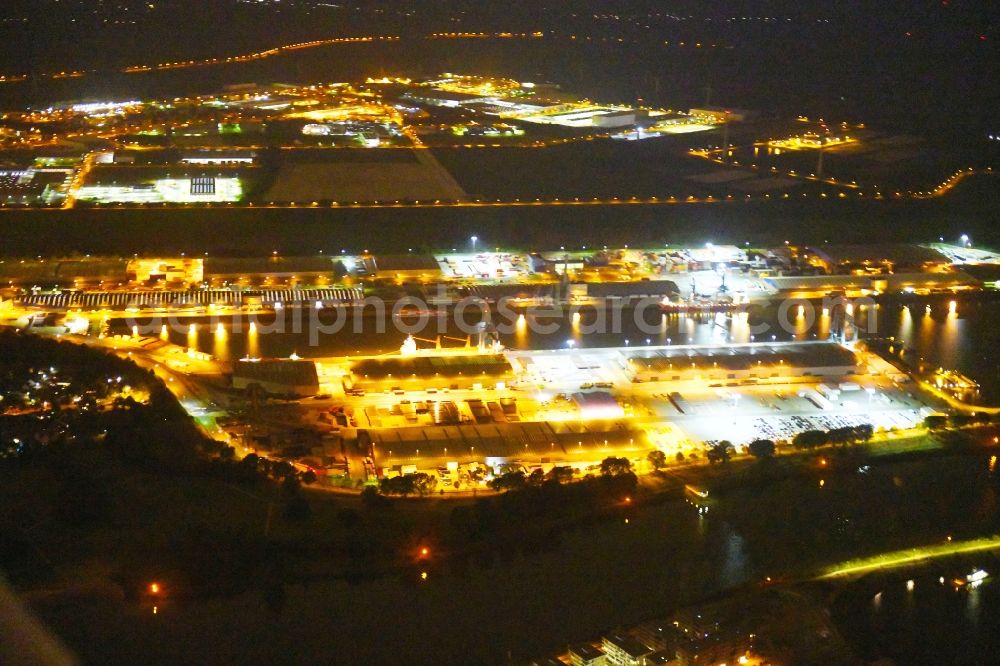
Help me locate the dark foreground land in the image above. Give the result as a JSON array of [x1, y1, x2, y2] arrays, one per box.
[[6, 331, 1000, 663]]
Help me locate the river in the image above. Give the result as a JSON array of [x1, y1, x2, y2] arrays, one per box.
[[111, 294, 1000, 404]]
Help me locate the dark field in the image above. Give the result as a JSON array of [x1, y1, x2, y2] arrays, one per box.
[[0, 177, 996, 258]]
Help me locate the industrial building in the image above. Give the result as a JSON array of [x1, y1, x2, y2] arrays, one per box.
[[0, 257, 130, 287], [204, 256, 344, 283], [688, 107, 757, 123], [626, 342, 862, 384], [593, 109, 649, 128], [362, 419, 648, 473], [75, 175, 243, 203], [128, 257, 204, 284], [764, 271, 981, 298], [803, 244, 951, 275], [347, 354, 514, 392], [371, 254, 443, 281], [180, 149, 256, 165], [232, 359, 320, 396], [580, 280, 679, 301]]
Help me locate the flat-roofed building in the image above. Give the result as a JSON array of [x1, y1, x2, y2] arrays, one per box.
[[363, 420, 649, 469], [573, 391, 625, 420], [627, 342, 861, 384], [348, 354, 513, 392], [765, 271, 980, 298], [0, 257, 130, 288], [372, 254, 443, 281], [580, 281, 679, 301], [568, 643, 606, 666], [593, 109, 646, 128], [205, 256, 343, 283], [128, 257, 204, 285], [688, 107, 756, 123], [602, 632, 652, 666], [180, 149, 256, 165], [402, 89, 487, 108], [804, 243, 951, 274], [232, 359, 319, 397]]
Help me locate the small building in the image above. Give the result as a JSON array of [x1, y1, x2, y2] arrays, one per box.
[[568, 643, 606, 666], [602, 632, 652, 666], [573, 391, 625, 420], [127, 257, 204, 285], [530, 253, 586, 274], [232, 359, 319, 397]]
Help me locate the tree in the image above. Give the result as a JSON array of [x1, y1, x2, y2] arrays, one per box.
[[675, 452, 685, 463], [793, 430, 829, 449], [949, 413, 975, 428], [380, 474, 417, 497], [828, 427, 855, 446], [546, 466, 575, 484], [706, 442, 733, 464], [272, 460, 294, 479], [924, 415, 948, 430], [412, 472, 437, 496], [600, 457, 633, 477], [748, 439, 776, 459], [526, 468, 546, 487], [855, 424, 874, 443], [360, 485, 390, 510], [489, 471, 526, 492], [647, 450, 667, 470]]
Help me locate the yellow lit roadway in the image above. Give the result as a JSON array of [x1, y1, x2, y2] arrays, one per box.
[[818, 536, 1000, 579]]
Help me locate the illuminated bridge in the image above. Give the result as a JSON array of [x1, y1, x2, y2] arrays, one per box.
[[18, 287, 364, 310]]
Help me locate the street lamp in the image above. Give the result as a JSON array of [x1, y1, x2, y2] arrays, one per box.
[[471, 235, 478, 252]]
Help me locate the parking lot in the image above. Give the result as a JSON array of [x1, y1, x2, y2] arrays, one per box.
[[638, 378, 931, 449]]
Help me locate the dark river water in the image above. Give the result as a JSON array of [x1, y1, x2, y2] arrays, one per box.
[[833, 561, 1000, 664], [113, 294, 1000, 404]]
